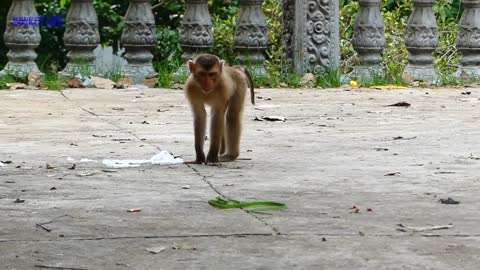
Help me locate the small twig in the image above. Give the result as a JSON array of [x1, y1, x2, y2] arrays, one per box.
[[34, 264, 86, 270], [35, 223, 52, 232], [35, 214, 74, 232]]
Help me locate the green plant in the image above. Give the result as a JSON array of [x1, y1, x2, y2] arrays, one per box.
[[282, 71, 302, 88], [155, 58, 184, 88], [264, 0, 283, 80], [316, 69, 341, 88], [0, 74, 18, 89], [211, 13, 237, 64], [43, 72, 65, 90], [101, 64, 125, 83]]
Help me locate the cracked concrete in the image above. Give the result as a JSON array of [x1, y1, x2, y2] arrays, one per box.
[[0, 87, 479, 270]]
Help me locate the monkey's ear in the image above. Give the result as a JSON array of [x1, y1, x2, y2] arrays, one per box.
[[188, 60, 195, 74], [219, 60, 225, 72]]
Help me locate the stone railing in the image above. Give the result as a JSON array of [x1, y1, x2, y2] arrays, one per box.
[[173, 0, 269, 79], [0, 0, 158, 81], [282, 0, 480, 83], [0, 0, 270, 81], [1, 0, 480, 84]]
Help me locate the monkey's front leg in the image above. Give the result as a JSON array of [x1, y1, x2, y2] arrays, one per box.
[[206, 107, 226, 166], [186, 105, 207, 164]]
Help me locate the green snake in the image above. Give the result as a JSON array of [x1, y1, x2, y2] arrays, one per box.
[[208, 197, 287, 211]]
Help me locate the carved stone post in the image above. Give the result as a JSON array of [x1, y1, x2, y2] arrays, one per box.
[[350, 0, 385, 81], [59, 0, 100, 77], [403, 0, 438, 82], [0, 0, 42, 78], [234, 0, 268, 78], [281, 0, 340, 76], [455, 0, 480, 79], [121, 0, 157, 82], [173, 0, 214, 80]]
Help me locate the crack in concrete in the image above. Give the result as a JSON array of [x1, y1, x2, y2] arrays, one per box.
[[2, 233, 479, 243], [186, 164, 282, 235], [60, 91, 161, 151]]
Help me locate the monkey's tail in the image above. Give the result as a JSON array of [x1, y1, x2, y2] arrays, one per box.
[[243, 68, 255, 105]]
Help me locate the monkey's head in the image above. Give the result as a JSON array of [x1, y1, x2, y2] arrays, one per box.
[[188, 54, 224, 93]]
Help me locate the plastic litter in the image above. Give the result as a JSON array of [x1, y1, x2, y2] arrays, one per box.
[[102, 150, 184, 168]]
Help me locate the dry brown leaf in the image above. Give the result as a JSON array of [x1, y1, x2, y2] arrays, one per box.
[[115, 77, 133, 89], [91, 76, 115, 89], [66, 78, 82, 88], [141, 77, 157, 88], [6, 83, 27, 90]]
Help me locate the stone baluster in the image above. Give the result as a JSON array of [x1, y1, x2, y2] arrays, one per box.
[[234, 0, 268, 78], [281, 0, 340, 76], [351, 0, 385, 81], [59, 0, 100, 78], [121, 0, 157, 82], [403, 0, 438, 83], [456, 0, 480, 79], [0, 0, 42, 78], [173, 0, 214, 80]]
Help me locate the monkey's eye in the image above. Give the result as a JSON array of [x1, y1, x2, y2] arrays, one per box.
[[207, 72, 217, 78]]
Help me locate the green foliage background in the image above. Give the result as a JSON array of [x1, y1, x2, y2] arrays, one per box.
[[341, 0, 463, 82], [0, 0, 467, 85]]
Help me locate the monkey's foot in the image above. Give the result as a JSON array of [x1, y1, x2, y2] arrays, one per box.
[[206, 155, 222, 166], [206, 161, 223, 167], [219, 154, 238, 162]]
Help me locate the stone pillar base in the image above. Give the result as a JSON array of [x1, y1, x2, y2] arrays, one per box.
[[403, 65, 438, 83], [124, 64, 158, 84], [0, 61, 43, 78], [350, 66, 384, 82], [172, 65, 189, 82], [455, 67, 480, 81], [58, 63, 96, 79], [235, 52, 269, 79]]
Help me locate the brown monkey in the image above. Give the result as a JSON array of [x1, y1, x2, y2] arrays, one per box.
[[184, 54, 255, 166]]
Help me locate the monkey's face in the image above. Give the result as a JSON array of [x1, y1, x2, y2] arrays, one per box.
[[188, 57, 224, 94], [195, 68, 220, 93]]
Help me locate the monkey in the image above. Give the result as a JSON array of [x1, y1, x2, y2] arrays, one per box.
[[184, 54, 255, 166]]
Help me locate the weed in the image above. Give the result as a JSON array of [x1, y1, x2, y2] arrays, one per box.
[[356, 70, 407, 87], [156, 58, 185, 87], [0, 74, 18, 89], [316, 69, 341, 88], [43, 72, 65, 90], [101, 63, 124, 83]]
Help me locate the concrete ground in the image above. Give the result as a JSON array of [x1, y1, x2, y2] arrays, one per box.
[[0, 87, 479, 270]]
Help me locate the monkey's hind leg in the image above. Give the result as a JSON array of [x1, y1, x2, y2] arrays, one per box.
[[219, 98, 244, 162], [220, 135, 226, 155]]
